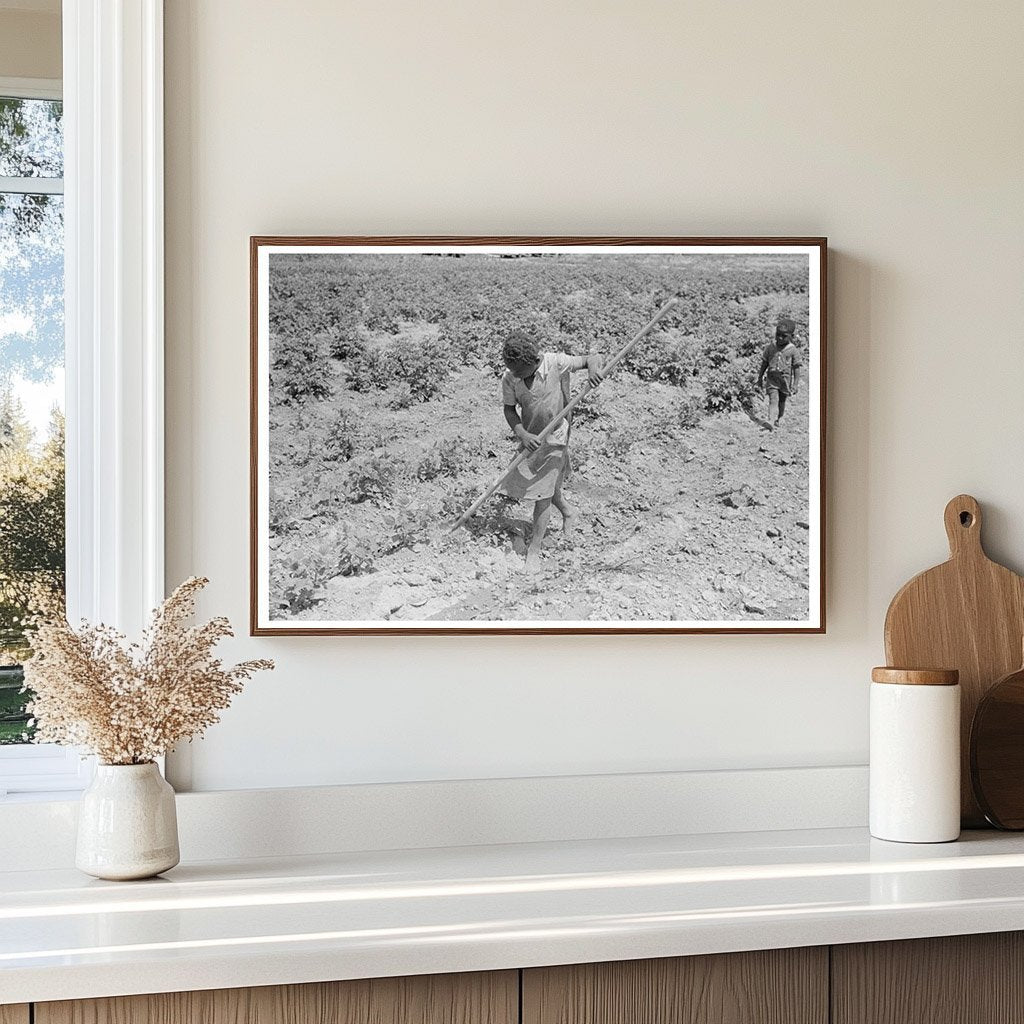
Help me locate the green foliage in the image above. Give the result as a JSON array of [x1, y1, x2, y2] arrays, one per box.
[[0, 397, 64, 742], [0, 665, 31, 744], [0, 97, 62, 239], [0, 398, 64, 639]]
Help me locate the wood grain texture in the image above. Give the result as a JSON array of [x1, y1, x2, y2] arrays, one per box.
[[884, 494, 1024, 826], [0, 1007, 30, 1024], [970, 656, 1024, 827], [832, 932, 1024, 1024], [871, 667, 959, 686], [522, 948, 828, 1024], [36, 971, 517, 1024]]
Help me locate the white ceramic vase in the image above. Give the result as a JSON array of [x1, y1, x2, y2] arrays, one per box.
[[76, 762, 180, 880]]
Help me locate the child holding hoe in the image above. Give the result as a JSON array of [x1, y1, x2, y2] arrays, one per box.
[[500, 330, 605, 574]]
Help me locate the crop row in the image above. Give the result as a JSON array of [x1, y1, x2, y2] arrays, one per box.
[[268, 252, 809, 407]]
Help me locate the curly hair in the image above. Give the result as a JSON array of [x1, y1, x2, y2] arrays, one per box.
[[501, 329, 540, 366]]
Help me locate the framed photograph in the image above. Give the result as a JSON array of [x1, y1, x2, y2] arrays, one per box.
[[251, 236, 826, 635]]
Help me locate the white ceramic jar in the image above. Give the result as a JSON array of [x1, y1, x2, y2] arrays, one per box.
[[870, 667, 961, 843], [76, 762, 180, 880]]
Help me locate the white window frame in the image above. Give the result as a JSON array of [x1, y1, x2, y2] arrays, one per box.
[[0, 0, 164, 798]]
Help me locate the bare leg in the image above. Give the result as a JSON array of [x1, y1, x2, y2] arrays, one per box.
[[776, 392, 788, 425], [552, 475, 576, 540], [768, 389, 780, 429], [526, 497, 553, 574]]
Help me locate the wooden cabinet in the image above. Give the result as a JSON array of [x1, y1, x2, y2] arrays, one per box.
[[522, 948, 828, 1024], [34, 971, 517, 1024], [13, 933, 1024, 1023], [831, 932, 1024, 1024]]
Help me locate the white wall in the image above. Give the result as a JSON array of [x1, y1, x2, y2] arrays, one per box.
[[164, 0, 1024, 792]]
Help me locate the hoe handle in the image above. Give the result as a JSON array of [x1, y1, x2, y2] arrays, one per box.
[[449, 296, 679, 533]]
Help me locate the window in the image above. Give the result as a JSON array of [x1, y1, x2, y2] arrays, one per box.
[[0, 88, 65, 739], [0, 79, 82, 795]]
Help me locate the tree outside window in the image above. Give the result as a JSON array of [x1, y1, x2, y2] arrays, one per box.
[[0, 94, 65, 744]]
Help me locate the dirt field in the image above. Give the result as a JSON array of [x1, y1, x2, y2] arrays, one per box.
[[271, 349, 810, 624], [265, 251, 813, 624]]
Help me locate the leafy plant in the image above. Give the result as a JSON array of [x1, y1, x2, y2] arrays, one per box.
[[272, 524, 377, 614], [322, 411, 355, 462], [271, 332, 334, 403], [438, 481, 483, 521], [346, 345, 393, 392], [624, 331, 690, 385], [327, 311, 363, 360], [341, 454, 395, 503], [347, 337, 450, 402], [415, 442, 463, 482], [391, 338, 451, 402], [675, 394, 704, 429], [650, 395, 704, 437], [389, 383, 414, 410], [602, 426, 634, 460], [379, 502, 435, 555], [703, 359, 757, 413]]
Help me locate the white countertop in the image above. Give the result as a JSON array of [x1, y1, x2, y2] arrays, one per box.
[[4, 826, 1024, 1005]]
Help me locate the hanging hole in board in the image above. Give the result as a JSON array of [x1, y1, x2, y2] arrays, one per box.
[[960, 511, 974, 527]]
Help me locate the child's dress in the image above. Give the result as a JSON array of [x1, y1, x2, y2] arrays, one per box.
[[500, 351, 574, 501]]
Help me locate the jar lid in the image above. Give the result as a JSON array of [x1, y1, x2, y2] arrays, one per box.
[[871, 667, 959, 686]]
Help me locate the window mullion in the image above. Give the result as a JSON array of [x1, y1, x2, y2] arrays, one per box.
[[0, 175, 64, 195]]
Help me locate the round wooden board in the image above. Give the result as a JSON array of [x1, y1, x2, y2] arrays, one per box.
[[971, 664, 1024, 829]]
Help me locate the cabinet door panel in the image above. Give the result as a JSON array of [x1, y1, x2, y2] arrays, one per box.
[[0, 1007, 29, 1024], [36, 970, 518, 1024], [832, 932, 1024, 1024], [523, 948, 827, 1024]]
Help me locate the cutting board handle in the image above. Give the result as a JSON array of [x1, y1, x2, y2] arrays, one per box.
[[944, 494, 983, 558]]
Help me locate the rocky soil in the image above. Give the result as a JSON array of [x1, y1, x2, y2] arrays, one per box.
[[282, 358, 811, 625]]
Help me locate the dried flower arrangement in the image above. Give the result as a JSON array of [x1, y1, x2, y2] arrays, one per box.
[[23, 577, 273, 765]]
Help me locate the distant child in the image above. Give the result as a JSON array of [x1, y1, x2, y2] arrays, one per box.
[[499, 330, 604, 573], [756, 316, 802, 429]]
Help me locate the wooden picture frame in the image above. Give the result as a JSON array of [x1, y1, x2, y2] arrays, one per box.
[[251, 236, 827, 635]]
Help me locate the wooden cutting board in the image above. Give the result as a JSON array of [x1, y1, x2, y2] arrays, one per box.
[[884, 494, 1024, 826]]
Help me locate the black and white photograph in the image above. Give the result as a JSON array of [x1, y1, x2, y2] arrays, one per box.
[[251, 238, 825, 634]]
